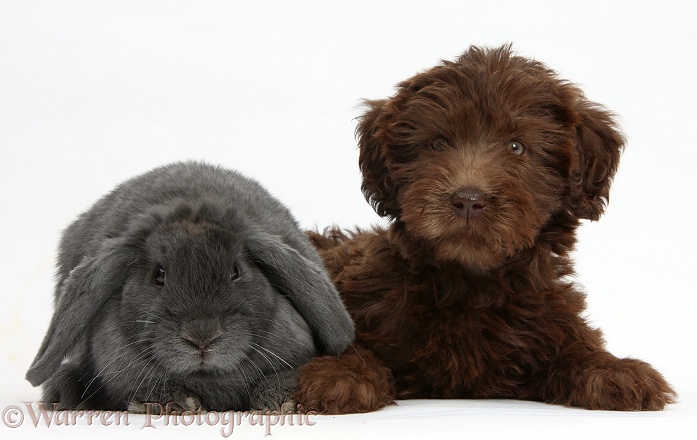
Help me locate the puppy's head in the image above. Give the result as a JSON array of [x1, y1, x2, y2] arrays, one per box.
[[357, 45, 624, 269]]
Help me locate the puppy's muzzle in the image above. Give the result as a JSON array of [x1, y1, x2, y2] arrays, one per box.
[[451, 189, 487, 219]]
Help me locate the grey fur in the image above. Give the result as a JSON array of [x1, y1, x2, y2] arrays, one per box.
[[26, 161, 354, 411]]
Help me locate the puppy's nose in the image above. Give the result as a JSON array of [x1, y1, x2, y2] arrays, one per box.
[[451, 189, 487, 218]]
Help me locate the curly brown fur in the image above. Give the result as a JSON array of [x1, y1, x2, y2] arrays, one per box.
[[294, 45, 676, 413]]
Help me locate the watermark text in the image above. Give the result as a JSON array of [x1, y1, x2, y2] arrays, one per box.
[[2, 402, 317, 437]]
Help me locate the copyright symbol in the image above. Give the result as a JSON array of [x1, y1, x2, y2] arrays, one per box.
[[2, 405, 24, 428]]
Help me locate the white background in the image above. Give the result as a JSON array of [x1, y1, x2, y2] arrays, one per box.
[[1, 1, 695, 438]]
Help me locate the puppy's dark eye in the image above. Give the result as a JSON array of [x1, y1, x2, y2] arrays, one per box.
[[430, 138, 448, 151], [153, 265, 166, 286], [508, 140, 526, 156], [230, 264, 241, 282]]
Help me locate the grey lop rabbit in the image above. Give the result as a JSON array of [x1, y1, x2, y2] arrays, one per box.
[[26, 161, 355, 411]]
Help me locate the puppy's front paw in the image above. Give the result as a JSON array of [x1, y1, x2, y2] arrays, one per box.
[[561, 357, 677, 411], [293, 346, 395, 414]]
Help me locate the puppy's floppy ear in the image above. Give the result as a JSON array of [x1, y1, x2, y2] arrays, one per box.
[[567, 101, 625, 220], [26, 239, 136, 387], [246, 232, 354, 355], [357, 99, 401, 219]]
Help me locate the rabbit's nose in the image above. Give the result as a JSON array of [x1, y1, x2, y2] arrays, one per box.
[[181, 319, 223, 350], [182, 333, 222, 350]]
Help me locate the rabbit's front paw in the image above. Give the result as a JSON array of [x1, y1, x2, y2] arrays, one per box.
[[128, 384, 202, 414], [250, 370, 296, 411], [128, 396, 201, 414]]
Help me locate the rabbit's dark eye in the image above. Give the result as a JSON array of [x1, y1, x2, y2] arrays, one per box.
[[153, 265, 166, 286], [230, 264, 241, 282]]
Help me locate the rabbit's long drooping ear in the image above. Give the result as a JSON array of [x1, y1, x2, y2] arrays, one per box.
[[567, 102, 625, 221], [246, 233, 354, 355], [26, 239, 136, 387]]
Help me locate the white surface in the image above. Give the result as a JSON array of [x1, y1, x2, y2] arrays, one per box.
[[1, 1, 695, 438]]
